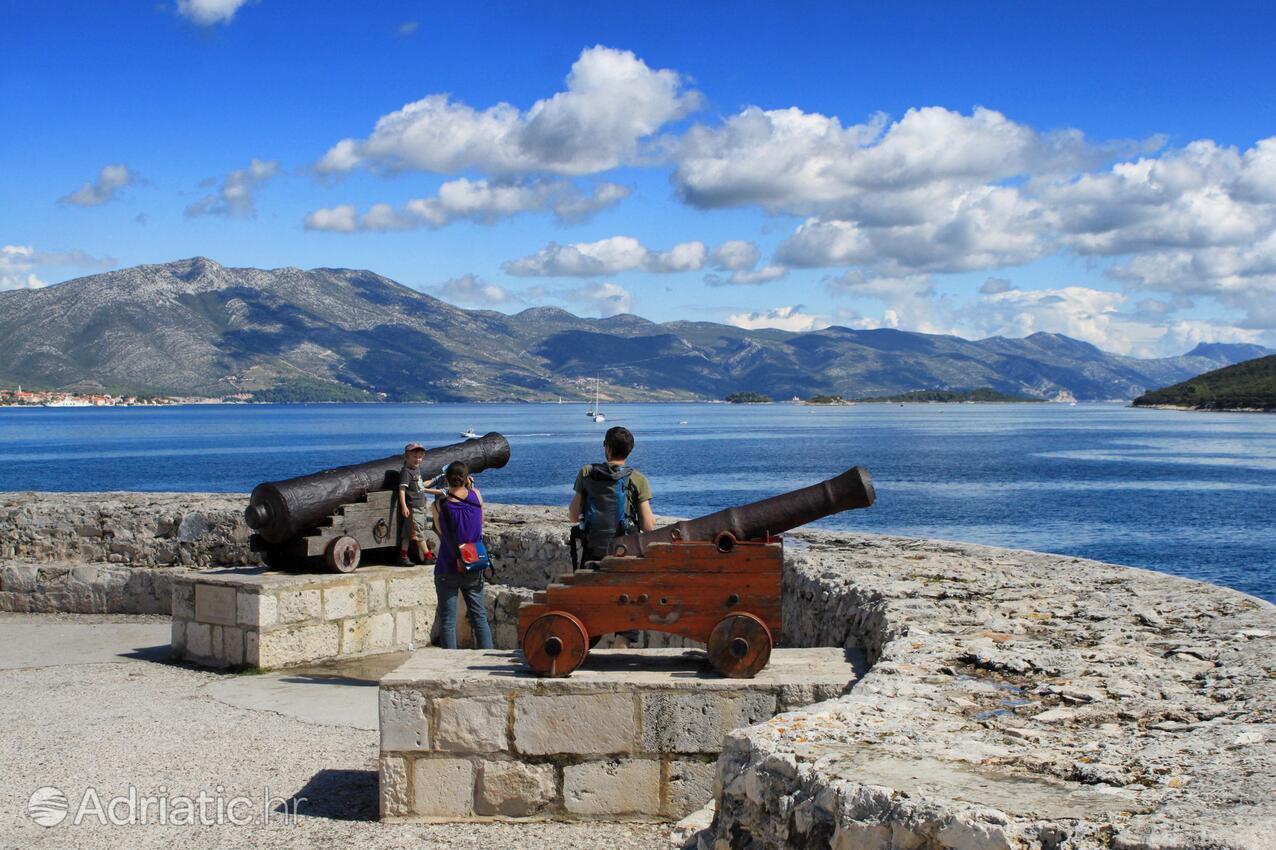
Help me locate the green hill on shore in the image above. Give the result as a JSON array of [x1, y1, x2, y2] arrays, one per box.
[[855, 387, 1043, 403], [1132, 355, 1276, 411]]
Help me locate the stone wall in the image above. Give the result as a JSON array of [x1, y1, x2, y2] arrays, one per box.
[[0, 495, 700, 656], [0, 494, 575, 614], [379, 648, 855, 822], [171, 565, 436, 669], [0, 492, 252, 567], [0, 561, 197, 614], [703, 533, 1276, 850]]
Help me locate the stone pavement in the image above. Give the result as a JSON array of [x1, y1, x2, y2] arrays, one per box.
[[0, 614, 669, 849]]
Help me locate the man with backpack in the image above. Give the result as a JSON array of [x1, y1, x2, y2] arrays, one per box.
[[568, 426, 656, 567]]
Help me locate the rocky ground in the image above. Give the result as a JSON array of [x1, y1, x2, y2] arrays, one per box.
[[709, 532, 1276, 850]]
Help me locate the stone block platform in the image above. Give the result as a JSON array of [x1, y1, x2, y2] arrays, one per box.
[[378, 647, 863, 822], [171, 565, 435, 669]]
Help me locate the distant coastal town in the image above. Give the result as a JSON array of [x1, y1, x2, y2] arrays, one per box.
[[0, 386, 202, 407]]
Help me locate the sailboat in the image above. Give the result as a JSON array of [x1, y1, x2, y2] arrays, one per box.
[[586, 379, 606, 423]]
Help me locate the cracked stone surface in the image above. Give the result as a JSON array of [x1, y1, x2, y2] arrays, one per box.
[[709, 531, 1276, 850]]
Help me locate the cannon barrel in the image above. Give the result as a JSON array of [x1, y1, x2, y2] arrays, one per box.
[[244, 432, 510, 544], [610, 465, 874, 555]]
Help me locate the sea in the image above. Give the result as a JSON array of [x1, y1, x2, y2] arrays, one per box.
[[1, 402, 1273, 602]]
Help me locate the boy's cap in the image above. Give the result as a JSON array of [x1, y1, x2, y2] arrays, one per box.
[[404, 442, 426, 453]]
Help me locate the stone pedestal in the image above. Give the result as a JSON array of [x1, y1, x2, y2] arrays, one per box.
[[171, 566, 435, 669], [378, 647, 862, 822]]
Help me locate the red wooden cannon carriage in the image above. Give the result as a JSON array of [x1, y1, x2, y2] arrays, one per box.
[[518, 466, 875, 678]]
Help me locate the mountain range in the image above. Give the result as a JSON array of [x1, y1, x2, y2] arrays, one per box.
[[0, 257, 1270, 402]]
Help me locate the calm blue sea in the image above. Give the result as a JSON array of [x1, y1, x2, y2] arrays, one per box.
[[1, 402, 1273, 602]]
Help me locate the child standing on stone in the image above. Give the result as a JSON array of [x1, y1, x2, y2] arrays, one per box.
[[397, 443, 444, 566]]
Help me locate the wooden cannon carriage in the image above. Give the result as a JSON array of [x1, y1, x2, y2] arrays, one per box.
[[518, 466, 875, 678], [244, 433, 509, 572]]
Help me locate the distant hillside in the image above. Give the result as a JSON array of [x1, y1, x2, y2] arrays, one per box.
[[0, 258, 1271, 402], [1133, 355, 1276, 411], [856, 387, 1044, 403]]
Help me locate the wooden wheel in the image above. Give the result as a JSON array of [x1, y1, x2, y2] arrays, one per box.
[[522, 611, 589, 677], [325, 535, 361, 573], [707, 612, 772, 678]]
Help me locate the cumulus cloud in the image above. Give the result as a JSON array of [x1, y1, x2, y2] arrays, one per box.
[[980, 277, 1016, 295], [1036, 136, 1276, 329], [565, 281, 633, 316], [304, 179, 630, 233], [185, 159, 279, 218], [0, 245, 114, 291], [824, 268, 1267, 357], [177, 0, 250, 25], [710, 240, 761, 271], [315, 46, 700, 177], [428, 274, 511, 306], [705, 265, 786, 287], [502, 236, 706, 276], [701, 239, 786, 286], [303, 204, 358, 233], [674, 105, 1088, 214], [59, 164, 140, 206], [727, 305, 828, 332], [773, 182, 1049, 275]]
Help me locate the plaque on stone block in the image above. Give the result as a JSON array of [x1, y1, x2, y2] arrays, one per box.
[[195, 584, 238, 626]]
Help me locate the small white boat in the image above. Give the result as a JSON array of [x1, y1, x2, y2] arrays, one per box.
[[678, 420, 688, 425], [587, 379, 606, 422], [460, 428, 480, 439]]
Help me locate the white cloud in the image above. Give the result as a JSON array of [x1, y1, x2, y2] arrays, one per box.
[[1037, 136, 1276, 329], [566, 281, 632, 316], [503, 236, 706, 276], [773, 182, 1049, 275], [705, 265, 786, 287], [710, 240, 761, 271], [824, 269, 1268, 357], [0, 245, 114, 291], [186, 158, 278, 218], [645, 241, 707, 273], [59, 164, 140, 206], [304, 179, 630, 233], [429, 274, 510, 306], [177, 0, 250, 25], [303, 204, 358, 233], [980, 277, 1016, 294], [701, 239, 787, 286], [316, 46, 700, 177], [727, 305, 828, 332], [397, 21, 419, 36], [673, 105, 1087, 214]]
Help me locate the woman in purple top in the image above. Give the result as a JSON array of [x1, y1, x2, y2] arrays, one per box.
[[430, 461, 494, 649]]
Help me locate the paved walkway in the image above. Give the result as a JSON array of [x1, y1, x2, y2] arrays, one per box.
[[0, 614, 670, 849]]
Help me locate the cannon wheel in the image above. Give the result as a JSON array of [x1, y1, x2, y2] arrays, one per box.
[[325, 536, 361, 573], [707, 612, 772, 678], [522, 611, 589, 677]]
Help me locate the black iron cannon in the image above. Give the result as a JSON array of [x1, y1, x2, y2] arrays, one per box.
[[608, 465, 875, 556], [245, 432, 510, 571], [518, 465, 875, 678]]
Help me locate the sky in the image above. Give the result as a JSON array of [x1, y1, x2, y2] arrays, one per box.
[[3, 1, 1275, 357]]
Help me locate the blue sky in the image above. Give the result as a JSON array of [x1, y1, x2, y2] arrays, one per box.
[[3, 1, 1275, 356]]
